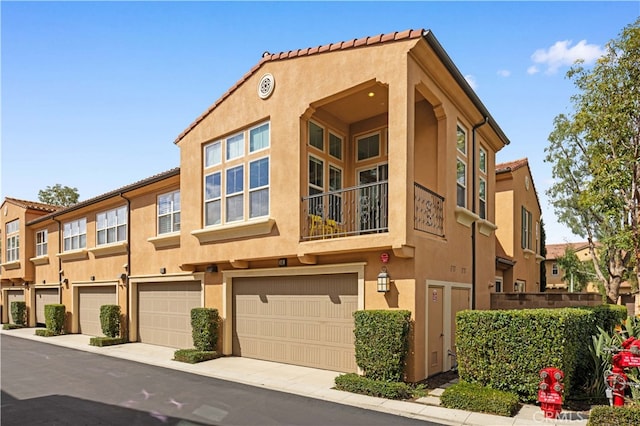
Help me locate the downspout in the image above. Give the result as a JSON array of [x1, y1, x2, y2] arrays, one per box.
[[119, 193, 131, 342], [471, 117, 489, 309]]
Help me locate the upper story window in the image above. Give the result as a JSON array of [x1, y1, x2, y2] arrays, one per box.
[[5, 219, 19, 262], [158, 191, 180, 234], [521, 206, 532, 250], [478, 145, 487, 219], [36, 229, 48, 257], [309, 121, 324, 150], [552, 263, 559, 275], [96, 206, 127, 245], [479, 148, 487, 174], [456, 125, 467, 208], [63, 218, 86, 251], [204, 121, 270, 227], [357, 133, 380, 161]]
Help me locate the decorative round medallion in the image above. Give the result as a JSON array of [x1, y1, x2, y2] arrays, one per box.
[[257, 73, 275, 99], [525, 176, 530, 190]]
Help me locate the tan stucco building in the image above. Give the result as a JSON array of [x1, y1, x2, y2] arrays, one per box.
[[494, 158, 544, 293], [1, 29, 511, 382]]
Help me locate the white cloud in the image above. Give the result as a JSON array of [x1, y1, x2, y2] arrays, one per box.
[[497, 69, 511, 77], [465, 74, 477, 90], [527, 65, 539, 75], [530, 39, 605, 74]]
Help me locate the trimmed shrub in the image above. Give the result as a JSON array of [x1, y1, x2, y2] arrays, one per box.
[[456, 308, 589, 402], [353, 310, 411, 382], [89, 336, 127, 347], [587, 405, 640, 425], [10, 301, 26, 326], [100, 305, 121, 338], [44, 304, 65, 335], [334, 373, 411, 400], [174, 349, 220, 364], [578, 304, 627, 334], [35, 329, 58, 337], [191, 308, 219, 351], [440, 381, 520, 417], [3, 323, 24, 330]]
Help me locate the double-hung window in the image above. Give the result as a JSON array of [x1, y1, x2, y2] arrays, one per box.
[[158, 191, 180, 234], [6, 220, 19, 262], [36, 229, 48, 257], [97, 206, 127, 245], [521, 207, 532, 250], [456, 125, 467, 208], [478, 147, 487, 219], [63, 218, 86, 251], [203, 121, 270, 226]]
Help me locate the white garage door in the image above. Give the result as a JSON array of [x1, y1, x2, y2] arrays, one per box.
[[137, 282, 201, 349], [233, 274, 358, 373], [78, 286, 117, 336], [35, 288, 60, 325], [7, 290, 25, 324]]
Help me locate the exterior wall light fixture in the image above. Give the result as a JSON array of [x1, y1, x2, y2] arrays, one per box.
[[377, 267, 390, 292]]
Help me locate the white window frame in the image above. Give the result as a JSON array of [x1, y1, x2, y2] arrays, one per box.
[[495, 277, 503, 293], [521, 207, 532, 250], [6, 220, 19, 262], [309, 121, 324, 151], [479, 147, 487, 174], [36, 229, 48, 257], [225, 165, 245, 223], [514, 280, 526, 293], [204, 141, 222, 168], [456, 124, 468, 209], [96, 206, 127, 246], [63, 218, 87, 251], [203, 121, 271, 227], [226, 132, 245, 161], [552, 263, 559, 276], [478, 177, 487, 220], [329, 131, 343, 160], [249, 156, 270, 218], [158, 190, 180, 235], [356, 131, 381, 162]]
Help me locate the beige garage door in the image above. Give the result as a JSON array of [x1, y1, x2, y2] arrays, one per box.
[[138, 282, 201, 349], [7, 290, 25, 324], [79, 286, 117, 336], [233, 274, 358, 373], [35, 288, 60, 325]]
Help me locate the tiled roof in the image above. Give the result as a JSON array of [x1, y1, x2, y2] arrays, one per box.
[[27, 167, 180, 225], [4, 197, 63, 213], [496, 158, 529, 174], [545, 242, 591, 260], [174, 29, 426, 144]]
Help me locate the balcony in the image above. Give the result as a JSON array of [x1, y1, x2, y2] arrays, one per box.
[[302, 181, 389, 240], [301, 181, 444, 240]]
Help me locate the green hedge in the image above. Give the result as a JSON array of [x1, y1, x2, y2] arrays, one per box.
[[35, 329, 59, 337], [587, 406, 640, 425], [44, 304, 65, 335], [89, 337, 127, 347], [456, 308, 589, 402], [353, 310, 411, 382], [3, 323, 24, 330], [10, 301, 26, 326], [578, 304, 627, 333], [191, 308, 219, 351], [174, 349, 220, 364], [100, 305, 121, 338], [440, 381, 520, 417], [334, 373, 412, 399]]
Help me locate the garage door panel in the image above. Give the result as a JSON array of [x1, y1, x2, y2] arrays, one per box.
[[35, 288, 60, 325], [79, 286, 117, 337], [233, 274, 357, 373], [137, 282, 201, 349]]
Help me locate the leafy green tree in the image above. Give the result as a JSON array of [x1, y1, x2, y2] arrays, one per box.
[[545, 18, 640, 303], [38, 184, 79, 207], [557, 247, 597, 293]]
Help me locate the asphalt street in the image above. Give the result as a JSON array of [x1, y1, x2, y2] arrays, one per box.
[[1, 335, 444, 426]]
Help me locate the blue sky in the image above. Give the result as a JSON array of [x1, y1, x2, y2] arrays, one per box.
[[2, 1, 638, 244]]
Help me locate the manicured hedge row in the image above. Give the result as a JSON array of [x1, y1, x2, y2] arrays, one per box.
[[456, 308, 590, 402], [174, 349, 221, 364], [587, 405, 640, 425], [100, 305, 121, 338], [334, 373, 412, 399], [45, 304, 65, 335], [191, 308, 219, 352], [89, 337, 127, 347], [353, 310, 411, 382], [10, 301, 26, 326], [440, 381, 520, 417]]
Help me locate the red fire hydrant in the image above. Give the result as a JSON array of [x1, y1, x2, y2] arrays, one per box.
[[538, 367, 564, 419], [605, 336, 640, 406]]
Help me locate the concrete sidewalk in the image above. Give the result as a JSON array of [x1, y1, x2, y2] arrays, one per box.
[[0, 328, 589, 426]]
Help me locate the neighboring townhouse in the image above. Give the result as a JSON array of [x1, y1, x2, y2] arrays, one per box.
[[0, 198, 62, 324], [0, 29, 511, 382], [545, 242, 592, 291], [494, 158, 544, 293]]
